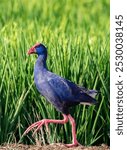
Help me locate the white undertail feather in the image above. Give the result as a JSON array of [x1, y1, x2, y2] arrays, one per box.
[[80, 102, 92, 105]]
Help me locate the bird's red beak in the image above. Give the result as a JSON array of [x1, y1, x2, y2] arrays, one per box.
[[27, 47, 36, 55]]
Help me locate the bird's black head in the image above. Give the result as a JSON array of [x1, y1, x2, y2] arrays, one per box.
[[28, 43, 47, 56]]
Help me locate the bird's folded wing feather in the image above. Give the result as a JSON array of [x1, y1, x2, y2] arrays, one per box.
[[47, 75, 95, 103]]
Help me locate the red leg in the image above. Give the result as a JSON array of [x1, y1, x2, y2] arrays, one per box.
[[23, 114, 68, 136], [23, 114, 79, 147], [65, 114, 79, 147]]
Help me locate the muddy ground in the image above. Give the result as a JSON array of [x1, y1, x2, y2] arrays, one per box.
[[0, 143, 109, 150]]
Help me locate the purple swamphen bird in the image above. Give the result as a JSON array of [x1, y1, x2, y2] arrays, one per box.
[[24, 43, 98, 147]]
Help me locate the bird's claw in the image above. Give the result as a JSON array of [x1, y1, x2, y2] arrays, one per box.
[[32, 121, 44, 136], [65, 141, 79, 148], [23, 120, 49, 136]]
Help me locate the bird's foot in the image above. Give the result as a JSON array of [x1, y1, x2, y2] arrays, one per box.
[[23, 119, 49, 136], [65, 140, 79, 148], [23, 115, 68, 137]]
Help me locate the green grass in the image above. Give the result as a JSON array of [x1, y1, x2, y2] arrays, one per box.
[[0, 0, 109, 146]]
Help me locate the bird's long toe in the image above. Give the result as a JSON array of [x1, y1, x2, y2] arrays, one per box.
[[65, 141, 79, 148], [23, 120, 44, 135], [32, 121, 45, 136]]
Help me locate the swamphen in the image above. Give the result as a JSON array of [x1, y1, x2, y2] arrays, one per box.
[[24, 43, 98, 147]]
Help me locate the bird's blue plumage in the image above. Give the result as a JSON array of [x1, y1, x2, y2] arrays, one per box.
[[34, 50, 97, 114]]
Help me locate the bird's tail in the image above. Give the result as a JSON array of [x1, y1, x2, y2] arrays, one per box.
[[87, 90, 98, 98], [80, 89, 99, 106]]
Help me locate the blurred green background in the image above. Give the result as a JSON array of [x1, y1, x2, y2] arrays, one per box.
[[0, 0, 109, 146]]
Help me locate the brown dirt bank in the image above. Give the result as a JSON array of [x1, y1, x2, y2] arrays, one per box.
[[0, 143, 109, 150]]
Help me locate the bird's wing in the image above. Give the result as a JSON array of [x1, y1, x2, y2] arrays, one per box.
[[47, 76, 75, 100], [47, 74, 96, 104]]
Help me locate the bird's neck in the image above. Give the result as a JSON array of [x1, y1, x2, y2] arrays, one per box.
[[36, 55, 48, 70]]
